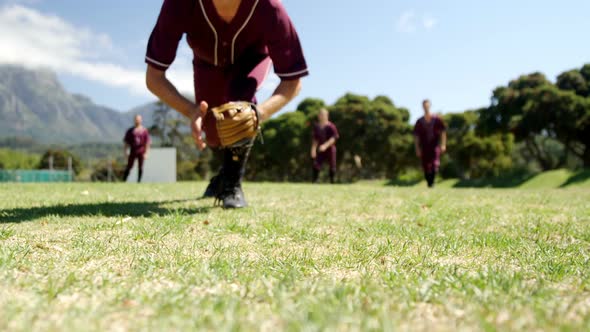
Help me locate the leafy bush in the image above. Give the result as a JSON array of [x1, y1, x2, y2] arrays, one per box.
[[38, 149, 82, 175], [90, 160, 125, 182], [0, 149, 41, 170]]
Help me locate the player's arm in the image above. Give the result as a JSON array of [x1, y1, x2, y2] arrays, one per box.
[[414, 136, 422, 158], [413, 121, 422, 158], [438, 117, 448, 153], [146, 67, 207, 151], [311, 138, 318, 159], [145, 0, 193, 117], [321, 125, 339, 151], [124, 143, 130, 158], [146, 67, 197, 120], [145, 135, 152, 158], [263, 2, 308, 121], [319, 137, 336, 152], [145, 0, 208, 149], [258, 79, 302, 121]]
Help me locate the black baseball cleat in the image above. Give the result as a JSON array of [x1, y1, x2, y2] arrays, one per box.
[[218, 185, 248, 209], [202, 174, 223, 198], [213, 144, 252, 209]]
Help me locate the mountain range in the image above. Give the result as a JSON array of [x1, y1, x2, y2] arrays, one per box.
[[0, 65, 156, 144]]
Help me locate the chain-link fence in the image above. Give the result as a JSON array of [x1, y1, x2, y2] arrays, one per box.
[[0, 155, 75, 183], [0, 170, 73, 182]]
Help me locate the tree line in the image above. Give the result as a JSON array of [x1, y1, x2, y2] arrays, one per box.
[[145, 63, 590, 183], [0, 148, 81, 173], [4, 63, 587, 183]]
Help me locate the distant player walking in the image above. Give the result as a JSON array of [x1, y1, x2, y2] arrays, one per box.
[[123, 115, 151, 183], [311, 109, 339, 184], [414, 100, 446, 188]]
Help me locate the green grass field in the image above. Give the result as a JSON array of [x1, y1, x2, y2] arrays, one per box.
[[1, 182, 589, 331]]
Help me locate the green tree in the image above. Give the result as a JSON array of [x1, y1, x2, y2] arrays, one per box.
[[479, 66, 590, 169], [151, 101, 174, 147], [248, 111, 310, 181], [480, 73, 568, 170], [329, 94, 414, 180], [90, 160, 125, 182], [479, 72, 551, 134], [581, 64, 590, 79], [248, 94, 414, 182], [0, 149, 40, 170], [523, 85, 590, 167], [295, 98, 326, 117], [557, 69, 588, 97], [442, 111, 513, 179]]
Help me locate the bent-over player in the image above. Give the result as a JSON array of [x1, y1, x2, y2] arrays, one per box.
[[145, 0, 308, 208]]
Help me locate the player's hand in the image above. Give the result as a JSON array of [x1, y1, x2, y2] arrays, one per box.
[[311, 149, 317, 159], [416, 149, 422, 158], [319, 144, 328, 153], [144, 153, 149, 160], [191, 101, 208, 151], [441, 145, 447, 154]]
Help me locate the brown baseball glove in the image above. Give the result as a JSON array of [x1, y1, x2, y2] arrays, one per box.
[[211, 102, 261, 148]]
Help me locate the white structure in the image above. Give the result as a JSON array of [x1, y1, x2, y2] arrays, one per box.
[[127, 148, 177, 183]]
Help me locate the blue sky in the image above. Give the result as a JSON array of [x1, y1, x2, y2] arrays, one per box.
[[0, 0, 589, 120]]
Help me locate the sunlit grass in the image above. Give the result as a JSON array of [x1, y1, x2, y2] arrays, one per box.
[[0, 182, 589, 331]]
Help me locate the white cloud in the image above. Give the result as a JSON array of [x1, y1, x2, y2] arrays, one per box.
[[0, 5, 194, 96], [396, 10, 438, 33], [1, 0, 43, 4], [423, 15, 438, 30], [396, 10, 416, 33]]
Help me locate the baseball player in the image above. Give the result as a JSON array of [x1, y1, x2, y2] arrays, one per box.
[[311, 109, 339, 184], [123, 115, 151, 183], [414, 99, 447, 188], [145, 0, 308, 208]]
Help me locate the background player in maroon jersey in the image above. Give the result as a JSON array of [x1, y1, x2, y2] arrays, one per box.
[[144, 0, 309, 208], [123, 115, 151, 183], [414, 99, 447, 188], [311, 109, 339, 184]]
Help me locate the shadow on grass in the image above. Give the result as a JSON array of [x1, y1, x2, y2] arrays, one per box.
[[0, 199, 210, 224], [452, 174, 535, 188], [385, 169, 537, 188], [560, 169, 590, 188], [385, 178, 422, 187]]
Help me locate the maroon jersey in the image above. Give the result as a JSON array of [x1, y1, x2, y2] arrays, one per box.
[[146, 0, 309, 147], [414, 116, 445, 152], [313, 122, 339, 148], [414, 116, 446, 172], [313, 122, 339, 171], [124, 127, 151, 155]]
